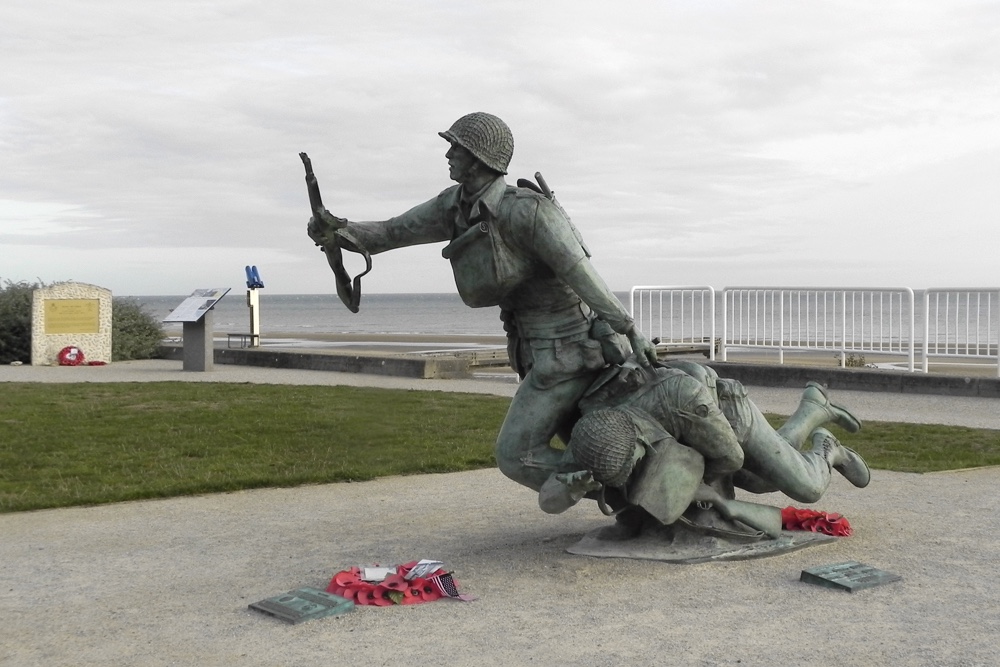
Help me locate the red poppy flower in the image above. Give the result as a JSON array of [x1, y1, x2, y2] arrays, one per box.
[[334, 570, 361, 587], [338, 585, 363, 602], [381, 574, 407, 591], [370, 585, 395, 606], [400, 587, 424, 605], [781, 506, 853, 536], [355, 586, 393, 607], [327, 567, 364, 595], [413, 578, 441, 602]]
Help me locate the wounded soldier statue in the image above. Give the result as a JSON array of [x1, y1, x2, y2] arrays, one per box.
[[539, 360, 870, 558]]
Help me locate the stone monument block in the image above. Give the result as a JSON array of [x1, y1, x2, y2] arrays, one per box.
[[31, 282, 112, 366]]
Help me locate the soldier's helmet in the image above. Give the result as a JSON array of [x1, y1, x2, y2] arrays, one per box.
[[438, 112, 514, 175], [569, 408, 641, 488]]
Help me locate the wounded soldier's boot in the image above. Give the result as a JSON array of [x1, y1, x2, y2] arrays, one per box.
[[778, 381, 862, 448], [810, 427, 871, 488]]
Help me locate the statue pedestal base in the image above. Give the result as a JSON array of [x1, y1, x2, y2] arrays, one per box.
[[567, 521, 836, 563]]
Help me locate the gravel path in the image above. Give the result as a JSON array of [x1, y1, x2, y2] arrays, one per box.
[[2, 359, 998, 666]]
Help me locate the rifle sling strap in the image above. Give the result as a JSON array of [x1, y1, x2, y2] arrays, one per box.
[[324, 242, 372, 314]]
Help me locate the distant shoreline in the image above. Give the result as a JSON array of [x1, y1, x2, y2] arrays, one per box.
[[263, 331, 508, 345], [185, 331, 511, 356]]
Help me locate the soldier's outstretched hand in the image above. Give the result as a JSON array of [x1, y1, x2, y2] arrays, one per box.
[[554, 470, 603, 494], [307, 212, 348, 248], [627, 327, 658, 367]]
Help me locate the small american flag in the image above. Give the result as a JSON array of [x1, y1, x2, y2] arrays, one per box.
[[429, 572, 475, 601]]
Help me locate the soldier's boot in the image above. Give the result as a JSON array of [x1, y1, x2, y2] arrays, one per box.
[[777, 381, 862, 448], [809, 427, 871, 488]]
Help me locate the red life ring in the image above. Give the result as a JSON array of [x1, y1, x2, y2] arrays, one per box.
[[57, 346, 85, 366]]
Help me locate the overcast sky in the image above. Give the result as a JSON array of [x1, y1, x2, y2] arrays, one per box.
[[3, 0, 999, 296]]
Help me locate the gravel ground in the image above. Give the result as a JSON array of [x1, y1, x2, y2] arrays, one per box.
[[2, 359, 998, 666]]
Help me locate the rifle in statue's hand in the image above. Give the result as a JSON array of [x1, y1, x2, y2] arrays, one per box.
[[299, 152, 371, 313], [300, 152, 347, 245]]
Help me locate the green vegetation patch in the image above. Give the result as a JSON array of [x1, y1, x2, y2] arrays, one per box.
[[763, 414, 1000, 474], [1, 382, 998, 513], [857, 421, 1000, 473], [0, 382, 508, 512]]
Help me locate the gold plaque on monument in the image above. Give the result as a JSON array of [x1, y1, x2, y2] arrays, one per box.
[[44, 299, 101, 334]]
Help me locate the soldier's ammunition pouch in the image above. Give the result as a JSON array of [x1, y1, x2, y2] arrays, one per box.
[[628, 436, 705, 526], [443, 219, 531, 308]]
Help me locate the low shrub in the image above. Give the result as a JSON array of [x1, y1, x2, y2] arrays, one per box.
[[0, 280, 36, 364], [111, 298, 164, 361]]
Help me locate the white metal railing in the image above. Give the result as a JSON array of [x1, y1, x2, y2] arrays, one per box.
[[630, 284, 1000, 374], [720, 287, 916, 370], [629, 286, 716, 360], [923, 289, 1000, 377]]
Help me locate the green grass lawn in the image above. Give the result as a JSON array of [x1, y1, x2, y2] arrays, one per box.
[[2, 382, 999, 513]]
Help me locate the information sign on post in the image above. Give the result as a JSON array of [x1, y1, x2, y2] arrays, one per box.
[[164, 288, 231, 371]]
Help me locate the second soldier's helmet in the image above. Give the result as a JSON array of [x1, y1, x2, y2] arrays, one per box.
[[570, 408, 641, 488], [438, 112, 514, 175]]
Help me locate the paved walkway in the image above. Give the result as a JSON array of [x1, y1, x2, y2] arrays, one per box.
[[2, 359, 999, 666]]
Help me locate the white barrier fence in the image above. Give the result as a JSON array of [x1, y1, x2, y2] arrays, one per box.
[[923, 289, 1000, 375], [721, 287, 916, 370], [630, 286, 716, 360], [629, 286, 1000, 376]]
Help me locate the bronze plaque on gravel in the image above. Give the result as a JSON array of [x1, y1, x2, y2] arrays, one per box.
[[249, 587, 353, 623], [800, 561, 901, 592]]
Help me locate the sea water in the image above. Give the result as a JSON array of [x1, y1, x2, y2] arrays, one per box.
[[133, 289, 998, 349], [134, 292, 631, 338]]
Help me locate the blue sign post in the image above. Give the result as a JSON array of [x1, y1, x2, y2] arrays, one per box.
[[244, 265, 264, 347]]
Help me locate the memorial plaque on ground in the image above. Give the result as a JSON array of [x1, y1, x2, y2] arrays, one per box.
[[249, 587, 353, 624], [800, 561, 902, 592]]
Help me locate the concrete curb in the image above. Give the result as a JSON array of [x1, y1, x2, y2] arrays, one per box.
[[159, 345, 471, 380], [707, 361, 1000, 398], [160, 344, 1000, 397]]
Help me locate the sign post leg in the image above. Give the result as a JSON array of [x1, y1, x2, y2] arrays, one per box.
[[182, 309, 214, 372]]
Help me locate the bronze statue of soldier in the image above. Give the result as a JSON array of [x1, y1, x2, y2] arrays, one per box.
[[305, 112, 658, 493]]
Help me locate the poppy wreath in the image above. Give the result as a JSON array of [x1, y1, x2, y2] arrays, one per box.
[[781, 506, 853, 536], [326, 562, 462, 606], [57, 346, 85, 366]]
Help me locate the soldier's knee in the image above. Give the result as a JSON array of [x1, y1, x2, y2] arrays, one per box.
[[785, 484, 823, 504], [494, 448, 521, 481], [493, 429, 531, 482]]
